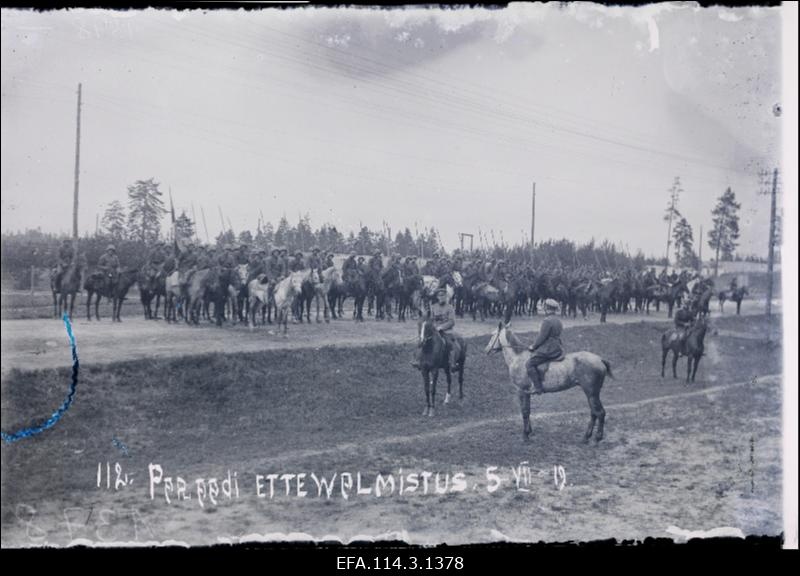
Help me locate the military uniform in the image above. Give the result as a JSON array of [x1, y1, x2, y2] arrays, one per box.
[[526, 306, 564, 393], [266, 252, 287, 282], [289, 253, 305, 272]]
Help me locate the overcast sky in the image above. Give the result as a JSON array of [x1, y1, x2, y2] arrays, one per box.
[[0, 4, 783, 257]]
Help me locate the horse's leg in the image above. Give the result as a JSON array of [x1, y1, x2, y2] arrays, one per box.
[[661, 345, 668, 378], [421, 369, 430, 416], [429, 369, 438, 417], [520, 391, 532, 442], [692, 354, 701, 382], [583, 394, 597, 444], [86, 292, 92, 321], [444, 364, 452, 405], [736, 300, 741, 315], [95, 294, 101, 321], [588, 393, 606, 442], [672, 350, 679, 379], [686, 356, 693, 384], [458, 360, 465, 400]]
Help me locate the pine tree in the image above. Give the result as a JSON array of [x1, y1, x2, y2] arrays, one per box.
[[672, 216, 694, 266], [126, 178, 166, 244], [101, 200, 127, 240], [708, 187, 741, 272], [175, 211, 195, 241]]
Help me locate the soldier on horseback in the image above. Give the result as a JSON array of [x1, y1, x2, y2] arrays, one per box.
[[54, 239, 75, 292], [343, 252, 358, 279], [673, 299, 696, 353], [290, 251, 305, 272], [526, 298, 564, 395], [144, 242, 166, 282], [97, 244, 120, 292], [411, 287, 459, 370], [306, 247, 323, 276]]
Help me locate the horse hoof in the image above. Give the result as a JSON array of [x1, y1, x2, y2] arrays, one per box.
[[428, 408, 435, 417], [422, 407, 429, 416], [444, 393, 451, 404]]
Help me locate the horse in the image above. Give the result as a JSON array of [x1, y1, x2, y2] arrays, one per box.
[[595, 278, 618, 323], [719, 286, 748, 315], [84, 268, 139, 322], [204, 266, 239, 327], [485, 322, 613, 443], [272, 270, 310, 336], [165, 270, 184, 323], [246, 275, 271, 328], [345, 269, 368, 322], [415, 316, 467, 416], [379, 266, 403, 321], [139, 267, 166, 320], [183, 269, 211, 325], [661, 316, 708, 383], [296, 268, 321, 323], [51, 262, 81, 320]]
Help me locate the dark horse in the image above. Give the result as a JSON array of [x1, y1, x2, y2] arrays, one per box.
[[661, 316, 708, 383], [84, 268, 139, 322], [139, 267, 166, 320], [415, 316, 467, 416], [719, 286, 748, 315], [51, 262, 82, 320]]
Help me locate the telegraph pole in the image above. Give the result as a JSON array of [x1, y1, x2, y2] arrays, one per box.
[[72, 83, 82, 250], [766, 168, 778, 317], [530, 182, 536, 262], [698, 225, 703, 272]]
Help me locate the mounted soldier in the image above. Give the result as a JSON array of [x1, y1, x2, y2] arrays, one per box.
[[97, 244, 121, 293], [525, 298, 564, 395], [247, 249, 267, 284], [412, 287, 459, 370], [403, 256, 419, 278], [673, 299, 696, 353], [266, 247, 287, 282], [54, 239, 75, 292], [306, 247, 323, 276], [290, 251, 305, 272], [343, 252, 359, 280]]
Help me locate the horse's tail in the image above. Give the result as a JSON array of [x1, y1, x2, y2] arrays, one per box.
[[601, 359, 614, 379]]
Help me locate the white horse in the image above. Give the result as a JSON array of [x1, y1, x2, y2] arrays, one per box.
[[312, 266, 340, 323], [274, 270, 312, 336], [247, 276, 270, 328], [485, 322, 613, 443], [165, 270, 183, 323]]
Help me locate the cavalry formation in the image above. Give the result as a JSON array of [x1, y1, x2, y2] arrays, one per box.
[[49, 239, 749, 331], [45, 239, 741, 441]]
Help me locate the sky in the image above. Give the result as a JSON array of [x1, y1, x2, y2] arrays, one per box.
[[0, 4, 784, 258]]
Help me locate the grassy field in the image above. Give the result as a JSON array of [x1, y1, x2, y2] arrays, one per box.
[[0, 315, 784, 546]]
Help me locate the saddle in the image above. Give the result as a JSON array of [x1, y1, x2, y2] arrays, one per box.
[[536, 353, 566, 378]]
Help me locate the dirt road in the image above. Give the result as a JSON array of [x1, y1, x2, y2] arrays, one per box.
[[0, 300, 777, 373]]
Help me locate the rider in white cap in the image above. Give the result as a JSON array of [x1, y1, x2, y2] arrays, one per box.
[[526, 298, 563, 394]]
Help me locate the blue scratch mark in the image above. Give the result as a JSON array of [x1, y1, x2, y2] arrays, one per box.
[[1, 313, 79, 444], [112, 437, 129, 457]]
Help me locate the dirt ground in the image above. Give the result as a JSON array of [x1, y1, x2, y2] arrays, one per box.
[[0, 309, 785, 547], [0, 296, 778, 373]]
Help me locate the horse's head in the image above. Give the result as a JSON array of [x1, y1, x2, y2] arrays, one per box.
[[289, 271, 306, 292], [417, 314, 437, 347]]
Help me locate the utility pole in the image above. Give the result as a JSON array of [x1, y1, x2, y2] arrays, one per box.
[[766, 168, 778, 317], [530, 181, 536, 261], [72, 83, 82, 253], [665, 177, 682, 266], [698, 225, 703, 272]]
